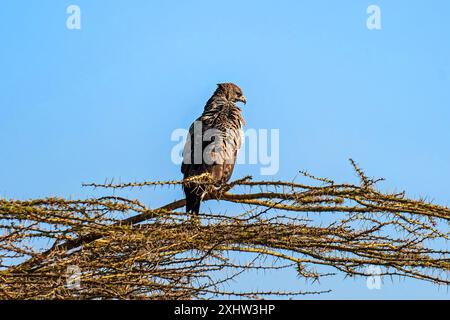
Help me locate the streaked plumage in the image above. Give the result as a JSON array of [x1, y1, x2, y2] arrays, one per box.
[[181, 83, 247, 215]]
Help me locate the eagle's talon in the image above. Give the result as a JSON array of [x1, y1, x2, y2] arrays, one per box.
[[189, 215, 201, 226]]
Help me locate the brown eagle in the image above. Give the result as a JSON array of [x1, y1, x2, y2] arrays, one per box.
[[181, 83, 247, 215]]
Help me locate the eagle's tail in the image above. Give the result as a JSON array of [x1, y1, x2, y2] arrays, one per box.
[[185, 190, 201, 215]]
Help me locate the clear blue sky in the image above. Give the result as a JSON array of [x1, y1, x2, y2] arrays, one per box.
[[1, 0, 449, 299]]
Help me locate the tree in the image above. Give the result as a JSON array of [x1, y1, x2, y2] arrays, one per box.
[[0, 160, 449, 299]]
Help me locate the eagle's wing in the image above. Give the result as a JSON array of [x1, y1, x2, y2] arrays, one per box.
[[181, 118, 204, 177], [181, 122, 193, 176], [182, 116, 243, 184]]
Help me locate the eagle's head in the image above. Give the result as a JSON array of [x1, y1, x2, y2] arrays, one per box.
[[216, 83, 247, 105]]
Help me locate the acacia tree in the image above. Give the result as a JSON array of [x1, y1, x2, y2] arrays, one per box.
[[0, 160, 449, 299]]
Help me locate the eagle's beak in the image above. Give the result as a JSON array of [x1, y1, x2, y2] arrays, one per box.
[[239, 96, 247, 105]]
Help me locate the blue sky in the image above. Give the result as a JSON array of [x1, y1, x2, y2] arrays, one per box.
[[0, 1, 449, 299]]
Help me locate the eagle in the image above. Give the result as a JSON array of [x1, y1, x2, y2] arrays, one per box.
[[181, 83, 247, 215]]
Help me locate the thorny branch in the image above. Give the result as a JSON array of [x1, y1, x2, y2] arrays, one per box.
[[0, 160, 449, 299]]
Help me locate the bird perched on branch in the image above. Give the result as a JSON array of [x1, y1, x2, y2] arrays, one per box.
[[181, 83, 247, 216]]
